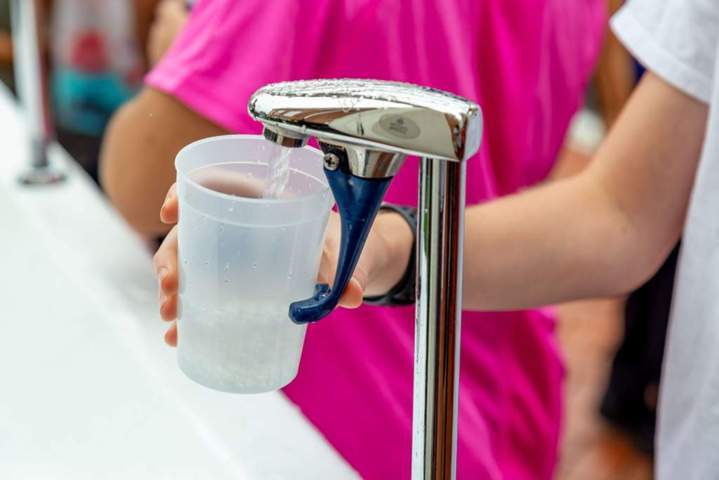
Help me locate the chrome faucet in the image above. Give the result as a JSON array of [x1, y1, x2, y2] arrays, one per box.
[[10, 0, 65, 185], [250, 79, 482, 480]]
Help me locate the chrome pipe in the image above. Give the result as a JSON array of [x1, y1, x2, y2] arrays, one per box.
[[10, 0, 65, 185], [413, 158, 466, 480]]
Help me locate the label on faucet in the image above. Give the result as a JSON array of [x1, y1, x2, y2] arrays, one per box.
[[378, 114, 421, 139]]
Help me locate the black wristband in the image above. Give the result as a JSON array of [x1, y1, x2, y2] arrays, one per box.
[[363, 204, 417, 306]]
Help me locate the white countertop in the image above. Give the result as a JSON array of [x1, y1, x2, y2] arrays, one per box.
[[0, 84, 356, 479]]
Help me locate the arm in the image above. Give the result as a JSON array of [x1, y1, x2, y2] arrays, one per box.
[[134, 0, 163, 68], [145, 0, 188, 67], [99, 87, 227, 235], [458, 73, 707, 310]]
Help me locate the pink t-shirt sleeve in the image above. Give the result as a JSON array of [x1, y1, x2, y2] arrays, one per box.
[[145, 0, 327, 132]]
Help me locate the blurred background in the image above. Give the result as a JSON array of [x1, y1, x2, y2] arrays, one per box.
[[0, 0, 162, 181], [0, 0, 667, 478]]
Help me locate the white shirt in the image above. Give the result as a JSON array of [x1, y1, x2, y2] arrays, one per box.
[[612, 1, 719, 478]]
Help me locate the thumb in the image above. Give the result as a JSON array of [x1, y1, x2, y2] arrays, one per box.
[[338, 278, 364, 309], [338, 266, 369, 309]]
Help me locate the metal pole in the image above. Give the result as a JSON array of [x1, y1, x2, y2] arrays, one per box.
[[10, 0, 65, 185], [412, 158, 466, 479]]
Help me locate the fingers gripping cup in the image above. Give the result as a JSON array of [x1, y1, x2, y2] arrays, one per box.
[[175, 135, 333, 393]]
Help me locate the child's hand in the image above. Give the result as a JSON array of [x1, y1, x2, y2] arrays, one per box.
[[153, 184, 413, 347], [153, 184, 181, 346]]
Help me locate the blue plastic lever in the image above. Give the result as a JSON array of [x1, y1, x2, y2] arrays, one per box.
[[289, 159, 391, 324]]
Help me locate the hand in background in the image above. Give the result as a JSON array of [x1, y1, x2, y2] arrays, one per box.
[[0, 32, 12, 65], [147, 0, 188, 67]]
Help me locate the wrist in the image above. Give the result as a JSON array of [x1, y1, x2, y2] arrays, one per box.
[[365, 211, 414, 297]]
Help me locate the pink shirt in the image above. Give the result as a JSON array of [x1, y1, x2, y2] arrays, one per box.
[[148, 1, 605, 478]]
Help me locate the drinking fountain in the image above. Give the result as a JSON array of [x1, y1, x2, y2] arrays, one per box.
[[10, 0, 65, 185], [249, 79, 482, 480]]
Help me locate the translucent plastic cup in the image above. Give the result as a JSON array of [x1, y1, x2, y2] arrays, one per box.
[[175, 135, 333, 393]]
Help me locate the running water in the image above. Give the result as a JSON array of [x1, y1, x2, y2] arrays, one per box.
[[263, 144, 293, 198]]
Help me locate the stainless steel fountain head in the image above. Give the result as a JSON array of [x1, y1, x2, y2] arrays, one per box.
[[248, 79, 483, 479], [248, 79, 482, 178]]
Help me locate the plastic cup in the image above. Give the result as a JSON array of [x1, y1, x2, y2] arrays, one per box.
[[175, 135, 332, 393]]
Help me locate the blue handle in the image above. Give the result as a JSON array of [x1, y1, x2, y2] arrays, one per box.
[[289, 158, 391, 324]]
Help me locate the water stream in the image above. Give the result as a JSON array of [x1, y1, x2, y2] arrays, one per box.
[[263, 144, 293, 198]]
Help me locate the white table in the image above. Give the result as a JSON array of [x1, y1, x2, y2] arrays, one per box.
[[0, 84, 356, 480]]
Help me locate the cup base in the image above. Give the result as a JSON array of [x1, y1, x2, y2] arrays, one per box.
[[178, 354, 299, 394]]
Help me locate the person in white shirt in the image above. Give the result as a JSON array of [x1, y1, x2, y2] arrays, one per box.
[[611, 1, 719, 476], [153, 0, 718, 475]]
